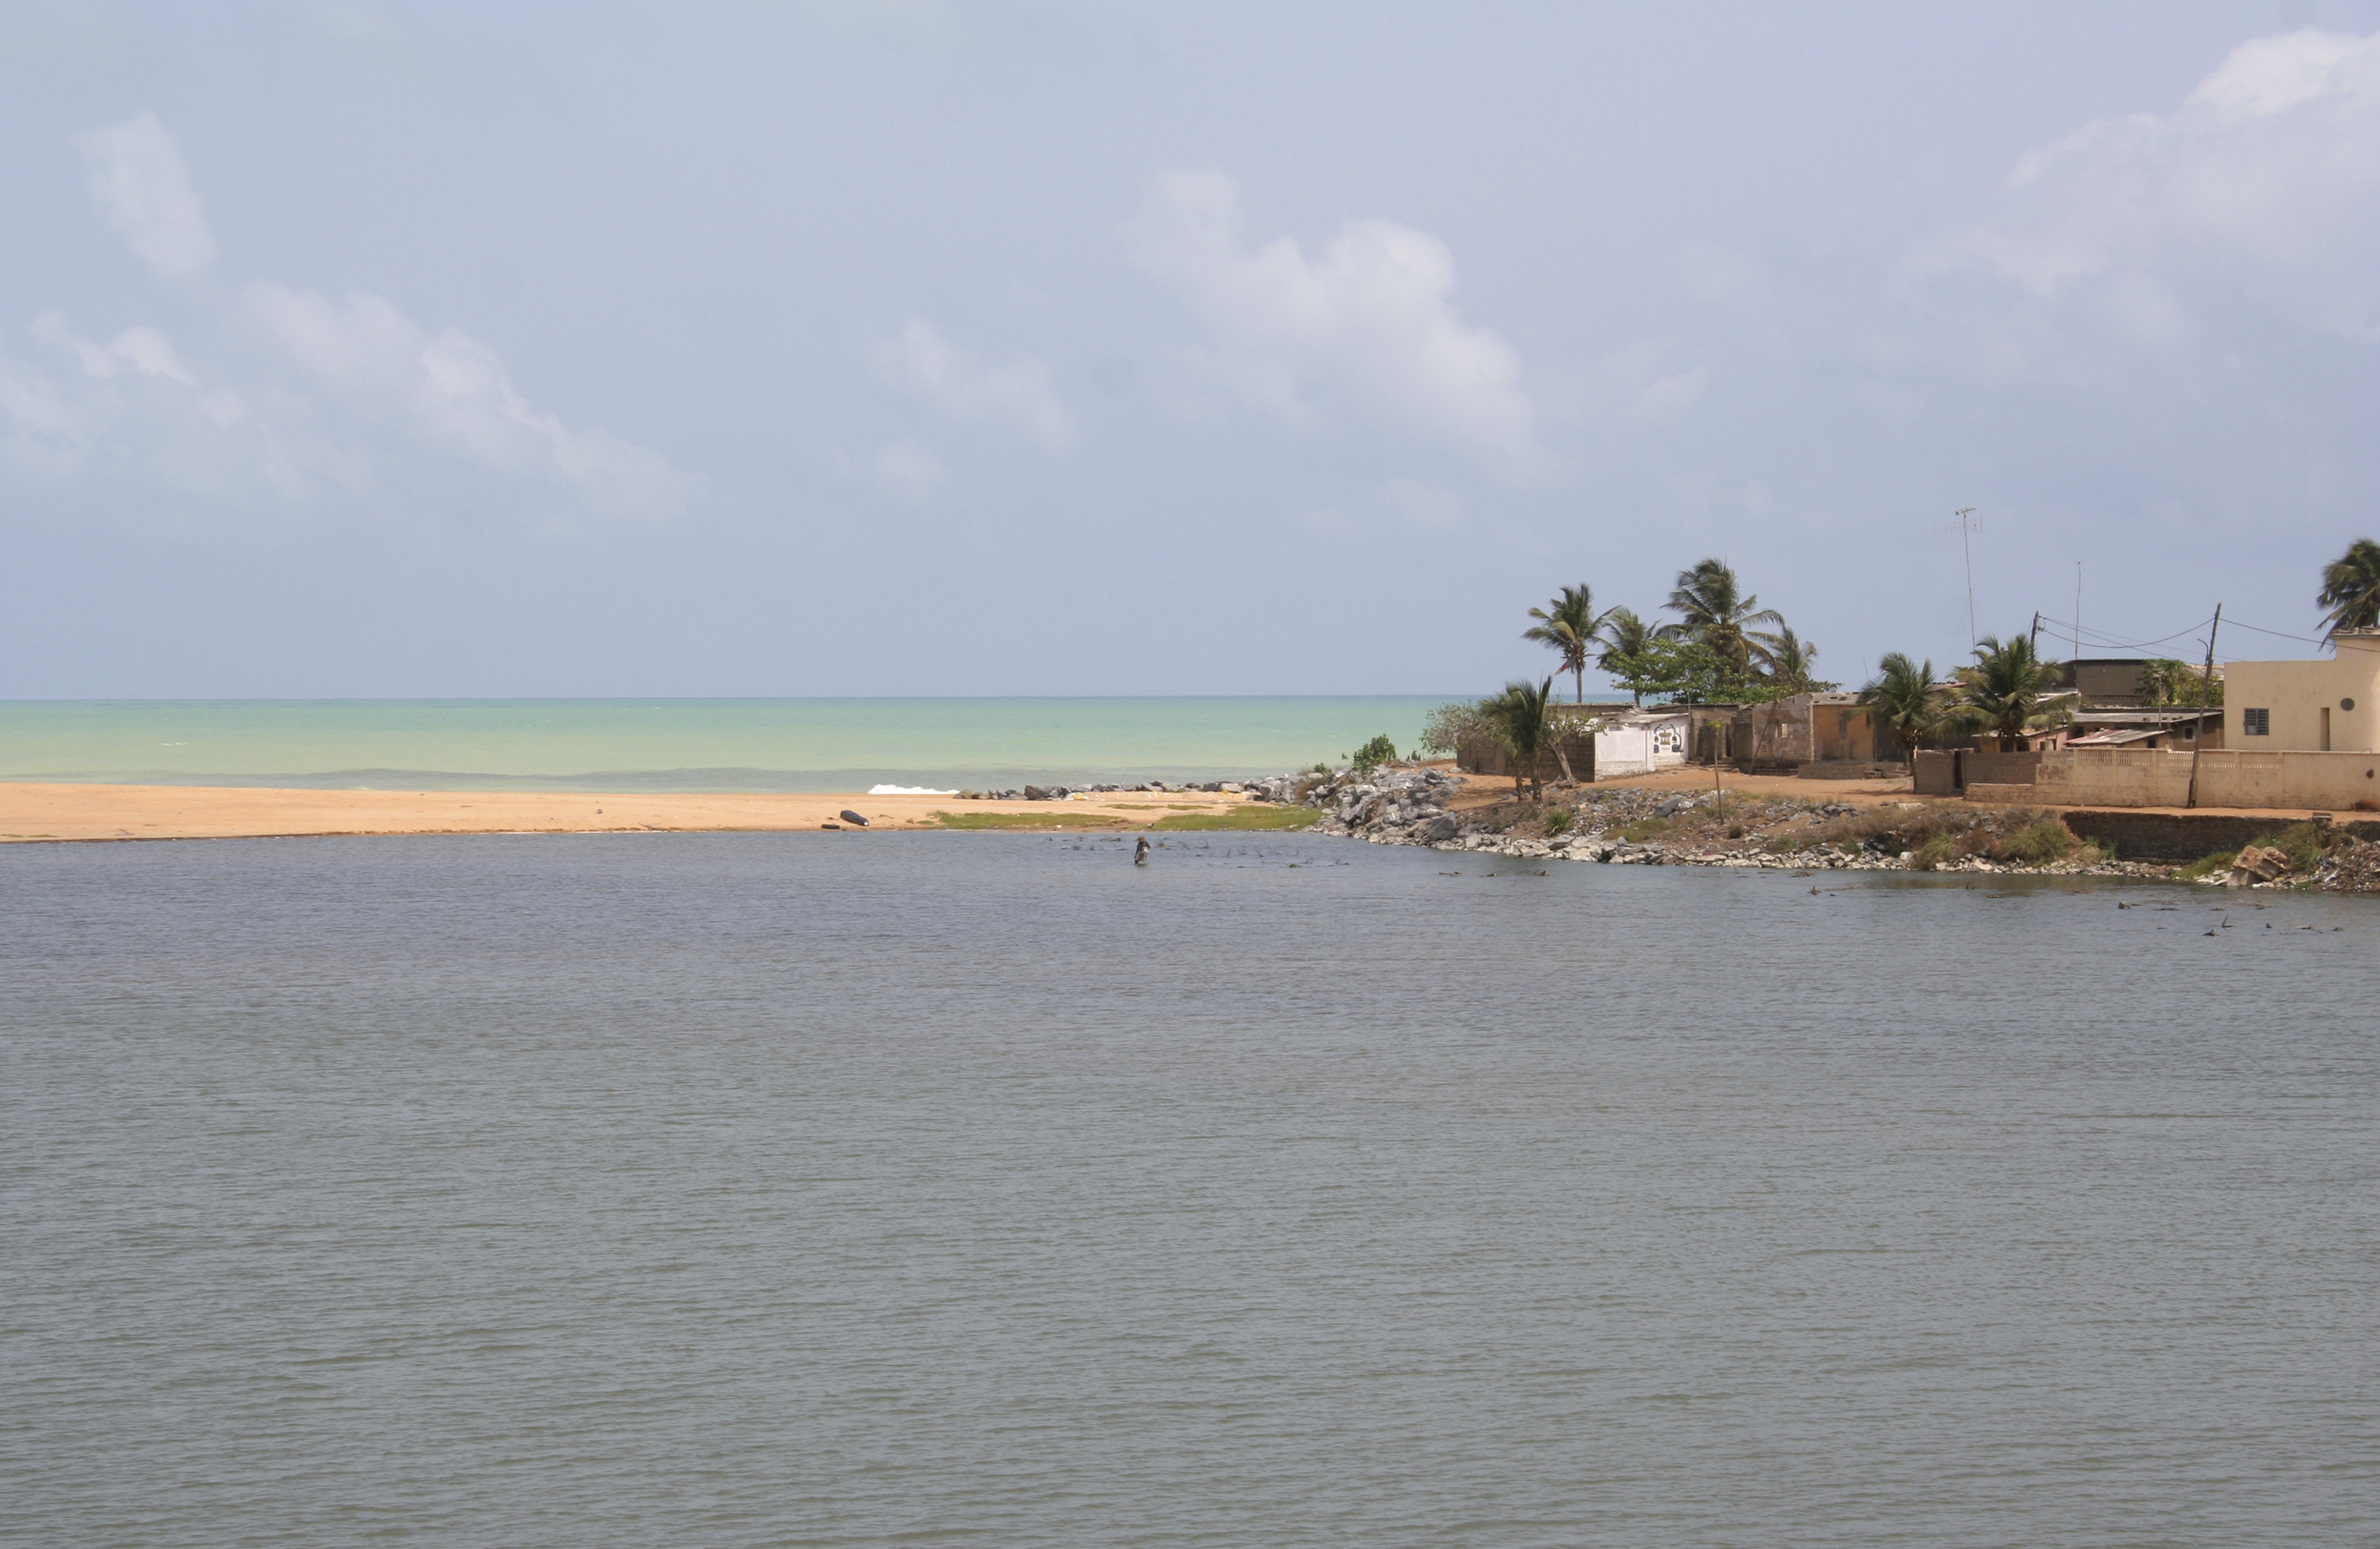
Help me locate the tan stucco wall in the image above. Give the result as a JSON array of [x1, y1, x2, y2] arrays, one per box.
[[2224, 640, 2380, 752], [2025, 748, 2380, 809]]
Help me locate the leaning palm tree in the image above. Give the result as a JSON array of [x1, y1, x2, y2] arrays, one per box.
[[2317, 538, 2380, 635], [1522, 584, 1608, 704], [1596, 607, 1658, 707], [1664, 558, 1785, 676], [1766, 626, 1821, 693], [1859, 651, 1942, 763], [1953, 634, 2067, 750], [1479, 676, 1555, 803]]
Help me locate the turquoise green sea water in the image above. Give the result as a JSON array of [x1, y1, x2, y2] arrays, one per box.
[[0, 699, 1454, 791]]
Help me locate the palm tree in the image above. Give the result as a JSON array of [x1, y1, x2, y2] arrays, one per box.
[[1766, 626, 1821, 693], [1596, 608, 1658, 707], [2317, 538, 2380, 634], [1522, 584, 1608, 704], [1859, 651, 1941, 763], [1663, 558, 1784, 677], [1480, 676, 1555, 803], [1953, 634, 2067, 750]]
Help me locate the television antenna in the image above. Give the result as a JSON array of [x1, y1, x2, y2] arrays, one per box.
[[1938, 507, 1980, 645]]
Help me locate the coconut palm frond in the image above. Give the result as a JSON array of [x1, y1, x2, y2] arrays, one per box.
[[1479, 676, 1557, 802], [2317, 537, 2380, 634], [1951, 634, 2066, 750], [1859, 651, 1942, 759], [1523, 584, 1609, 702]]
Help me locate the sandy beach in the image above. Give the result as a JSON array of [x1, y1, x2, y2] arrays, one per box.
[[1, 766, 2342, 845], [0, 783, 1267, 844]]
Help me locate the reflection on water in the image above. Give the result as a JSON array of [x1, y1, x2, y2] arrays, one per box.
[[3, 835, 2374, 1546]]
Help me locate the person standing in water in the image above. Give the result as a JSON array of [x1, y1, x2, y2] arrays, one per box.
[[1134, 836, 1151, 866]]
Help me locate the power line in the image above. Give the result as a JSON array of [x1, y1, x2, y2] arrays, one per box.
[[2029, 613, 2216, 653], [2221, 617, 2328, 646]]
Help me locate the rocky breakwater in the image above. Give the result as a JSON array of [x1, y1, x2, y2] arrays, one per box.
[[1289, 775, 2173, 879], [1270, 766, 1467, 845]]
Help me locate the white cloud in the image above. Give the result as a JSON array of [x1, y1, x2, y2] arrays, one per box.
[[1379, 476, 1464, 532], [872, 318, 1074, 448], [78, 112, 215, 280], [1637, 367, 1707, 416], [870, 439, 947, 502], [1128, 170, 1538, 475], [1, 114, 693, 524], [1937, 28, 2380, 337], [246, 285, 693, 519]]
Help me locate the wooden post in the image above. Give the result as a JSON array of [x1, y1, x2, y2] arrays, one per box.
[[2185, 603, 2221, 810]]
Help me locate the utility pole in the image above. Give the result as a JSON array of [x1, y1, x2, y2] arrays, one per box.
[[2030, 611, 2041, 654], [2185, 603, 2221, 810], [2073, 562, 2084, 659], [1944, 507, 1980, 645]]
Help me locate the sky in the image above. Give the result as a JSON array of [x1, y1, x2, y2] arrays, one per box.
[[2, 0, 2376, 698]]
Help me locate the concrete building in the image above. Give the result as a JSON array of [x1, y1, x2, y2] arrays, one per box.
[[1595, 710, 1692, 777], [2224, 632, 2380, 753], [2054, 658, 2154, 707]]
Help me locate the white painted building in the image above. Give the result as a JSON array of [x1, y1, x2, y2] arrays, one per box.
[[1590, 710, 1692, 778]]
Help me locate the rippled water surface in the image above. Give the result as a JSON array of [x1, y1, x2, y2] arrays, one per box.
[[4, 834, 2375, 1547]]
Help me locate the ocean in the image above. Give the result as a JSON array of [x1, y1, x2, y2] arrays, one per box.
[[0, 698, 1457, 791], [3, 832, 2373, 1547]]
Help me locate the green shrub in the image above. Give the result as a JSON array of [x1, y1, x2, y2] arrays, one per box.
[[1996, 817, 2075, 865], [1910, 834, 1958, 870], [1544, 808, 1572, 836], [2274, 822, 2331, 873], [1416, 703, 1491, 759], [1350, 734, 1398, 776]]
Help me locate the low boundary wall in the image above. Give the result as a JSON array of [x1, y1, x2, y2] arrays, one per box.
[[2055, 810, 2380, 862], [2029, 748, 2380, 811]]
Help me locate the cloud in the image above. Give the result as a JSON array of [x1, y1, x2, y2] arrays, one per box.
[[78, 112, 215, 280], [1935, 28, 2380, 338], [246, 285, 693, 518], [872, 318, 1074, 448], [1128, 170, 1538, 474], [1, 112, 693, 524], [870, 439, 947, 502]]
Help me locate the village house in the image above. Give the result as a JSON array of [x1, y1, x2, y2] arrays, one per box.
[[2223, 631, 2380, 752], [1591, 708, 1693, 777]]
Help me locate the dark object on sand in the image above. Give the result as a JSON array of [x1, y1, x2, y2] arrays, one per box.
[[840, 810, 868, 827], [821, 822, 841, 830], [1134, 836, 1151, 866]]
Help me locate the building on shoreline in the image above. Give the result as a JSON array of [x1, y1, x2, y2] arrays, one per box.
[[2224, 631, 2380, 753]]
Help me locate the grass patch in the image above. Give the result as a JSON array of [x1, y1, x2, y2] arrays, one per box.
[[2273, 821, 2331, 873], [1151, 805, 1322, 831], [1544, 808, 1572, 837], [2176, 848, 2238, 880], [933, 810, 1123, 829], [1992, 817, 2075, 866], [1620, 818, 1673, 842], [1910, 834, 1958, 870]]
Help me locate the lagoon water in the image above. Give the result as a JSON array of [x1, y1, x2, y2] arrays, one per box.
[[4, 834, 2376, 1547], [0, 697, 1453, 791]]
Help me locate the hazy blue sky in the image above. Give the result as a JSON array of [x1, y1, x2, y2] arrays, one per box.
[[4, 1, 2376, 696]]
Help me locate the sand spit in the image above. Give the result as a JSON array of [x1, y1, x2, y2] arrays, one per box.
[[0, 783, 1260, 844]]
